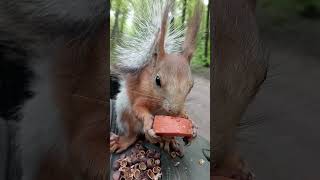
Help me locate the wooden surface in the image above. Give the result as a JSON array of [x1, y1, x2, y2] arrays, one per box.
[[110, 100, 210, 180]]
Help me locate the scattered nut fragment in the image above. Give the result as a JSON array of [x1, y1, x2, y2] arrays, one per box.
[[146, 158, 155, 168], [147, 169, 155, 179], [154, 152, 160, 159], [113, 161, 120, 170], [120, 160, 128, 167], [174, 162, 180, 167], [154, 172, 162, 180], [170, 151, 177, 158], [154, 159, 161, 166], [139, 150, 146, 155], [138, 162, 147, 171], [133, 169, 141, 179], [152, 166, 161, 174], [112, 170, 121, 180], [198, 159, 205, 166], [113, 142, 161, 180], [120, 154, 126, 159], [119, 166, 129, 172]]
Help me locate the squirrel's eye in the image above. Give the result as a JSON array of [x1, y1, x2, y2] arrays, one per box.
[[155, 75, 161, 87]]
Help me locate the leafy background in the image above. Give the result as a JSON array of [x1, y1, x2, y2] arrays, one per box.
[[110, 0, 210, 70]]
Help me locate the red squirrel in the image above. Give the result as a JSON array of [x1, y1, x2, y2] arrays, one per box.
[[110, 0, 203, 155], [212, 0, 268, 179], [0, 0, 108, 180]]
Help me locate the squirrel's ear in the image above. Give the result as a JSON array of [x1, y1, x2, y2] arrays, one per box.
[[182, 1, 203, 63], [156, 2, 170, 59]]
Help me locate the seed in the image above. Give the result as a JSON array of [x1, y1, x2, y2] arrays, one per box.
[[146, 158, 155, 168], [152, 166, 161, 174], [154, 159, 161, 166], [138, 162, 147, 171], [112, 171, 121, 180]]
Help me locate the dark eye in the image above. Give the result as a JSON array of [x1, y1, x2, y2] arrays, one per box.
[[155, 75, 161, 87]]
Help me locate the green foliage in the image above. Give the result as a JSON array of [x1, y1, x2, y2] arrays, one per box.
[[110, 0, 210, 68], [259, 0, 320, 18]]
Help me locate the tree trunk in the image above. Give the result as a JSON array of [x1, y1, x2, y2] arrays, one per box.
[[181, 0, 187, 24], [204, 1, 210, 67]]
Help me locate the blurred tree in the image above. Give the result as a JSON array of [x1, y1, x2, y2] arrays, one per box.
[[204, 0, 210, 67]]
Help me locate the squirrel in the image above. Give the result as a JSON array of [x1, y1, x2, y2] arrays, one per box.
[[212, 0, 268, 179], [110, 0, 203, 155], [0, 0, 107, 180]]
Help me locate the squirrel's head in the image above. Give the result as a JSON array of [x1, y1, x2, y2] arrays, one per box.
[[151, 53, 193, 115], [149, 1, 202, 115]]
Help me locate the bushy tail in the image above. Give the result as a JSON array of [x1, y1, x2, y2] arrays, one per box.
[[113, 0, 186, 74]]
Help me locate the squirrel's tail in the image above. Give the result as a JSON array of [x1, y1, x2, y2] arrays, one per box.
[[113, 0, 186, 74]]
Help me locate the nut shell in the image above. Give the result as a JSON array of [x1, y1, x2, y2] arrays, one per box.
[[152, 166, 161, 174], [146, 158, 155, 169], [138, 162, 147, 171], [112, 170, 121, 180], [154, 159, 161, 166], [147, 169, 155, 179]]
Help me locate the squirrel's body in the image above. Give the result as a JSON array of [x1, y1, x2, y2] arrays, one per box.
[[0, 0, 107, 180], [110, 0, 203, 154]]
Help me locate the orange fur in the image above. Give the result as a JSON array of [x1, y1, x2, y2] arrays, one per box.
[[38, 26, 108, 180]]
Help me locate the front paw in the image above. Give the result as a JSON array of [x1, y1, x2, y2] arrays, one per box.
[[179, 110, 189, 119], [143, 115, 161, 144], [159, 137, 184, 158], [144, 128, 161, 144], [183, 119, 198, 146]]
